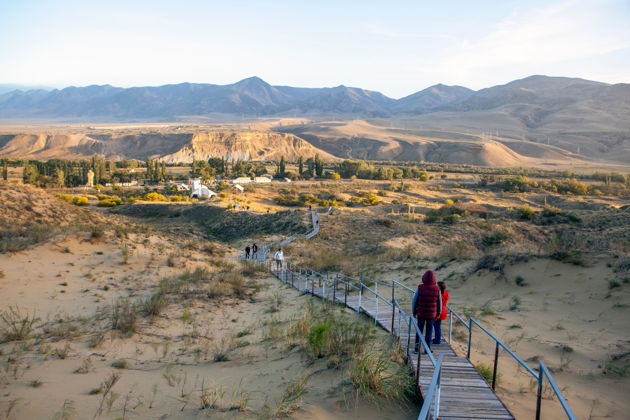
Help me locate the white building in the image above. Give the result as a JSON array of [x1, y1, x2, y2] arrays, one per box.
[[190, 179, 216, 199], [254, 177, 271, 183], [231, 177, 252, 184]]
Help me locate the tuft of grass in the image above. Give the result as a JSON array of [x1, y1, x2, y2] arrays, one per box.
[[480, 306, 497, 316], [602, 362, 628, 377], [51, 399, 76, 420], [141, 292, 167, 317], [476, 362, 496, 384], [0, 306, 40, 342], [509, 324, 522, 329], [608, 280, 621, 289], [515, 276, 527, 287], [111, 298, 137, 336], [351, 349, 415, 407], [111, 359, 127, 369], [509, 296, 521, 311], [273, 374, 309, 417], [29, 378, 43, 388], [74, 358, 93, 374]]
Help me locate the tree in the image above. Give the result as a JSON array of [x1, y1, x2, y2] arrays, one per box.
[[23, 164, 39, 185], [1, 161, 7, 181], [55, 168, 65, 187], [146, 158, 153, 180], [314, 154, 323, 177], [297, 156, 304, 177], [279, 156, 286, 177]]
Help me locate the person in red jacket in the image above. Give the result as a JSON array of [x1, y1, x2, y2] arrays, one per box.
[[412, 270, 442, 353], [432, 281, 449, 345]]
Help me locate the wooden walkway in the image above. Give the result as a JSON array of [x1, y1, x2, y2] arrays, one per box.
[[271, 268, 514, 420]]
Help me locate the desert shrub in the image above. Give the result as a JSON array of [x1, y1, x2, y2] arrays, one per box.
[[481, 231, 508, 249], [515, 276, 527, 286], [72, 196, 89, 206], [287, 303, 373, 361], [141, 293, 167, 317], [143, 192, 166, 201], [361, 192, 380, 206], [55, 193, 73, 203], [169, 195, 186, 202], [518, 205, 535, 220], [351, 347, 415, 407], [111, 298, 137, 335], [0, 306, 40, 342], [444, 199, 454, 206], [97, 195, 123, 207], [602, 362, 628, 377], [443, 214, 460, 225], [608, 280, 621, 289], [90, 225, 105, 239], [550, 250, 584, 266], [111, 359, 127, 369]]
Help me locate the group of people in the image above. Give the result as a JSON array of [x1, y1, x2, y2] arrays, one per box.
[[412, 270, 449, 352], [243, 243, 259, 259]]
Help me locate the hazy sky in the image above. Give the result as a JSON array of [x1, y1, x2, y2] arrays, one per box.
[[1, 0, 629, 97]]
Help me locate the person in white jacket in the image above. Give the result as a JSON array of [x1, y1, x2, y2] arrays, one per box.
[[273, 249, 284, 270]]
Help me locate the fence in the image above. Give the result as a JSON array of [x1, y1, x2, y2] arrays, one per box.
[[248, 257, 577, 420]]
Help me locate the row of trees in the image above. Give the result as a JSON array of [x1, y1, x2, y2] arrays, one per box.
[[191, 158, 268, 182]]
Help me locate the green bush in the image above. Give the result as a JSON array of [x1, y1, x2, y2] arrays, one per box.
[[481, 231, 508, 249], [518, 205, 535, 220]]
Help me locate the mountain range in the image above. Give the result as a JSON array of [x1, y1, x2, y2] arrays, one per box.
[[0, 75, 629, 164], [0, 76, 489, 119]]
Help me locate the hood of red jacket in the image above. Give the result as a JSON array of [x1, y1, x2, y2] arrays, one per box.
[[422, 270, 436, 285]]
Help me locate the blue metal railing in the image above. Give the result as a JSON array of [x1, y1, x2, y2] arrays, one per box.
[[256, 256, 576, 420]]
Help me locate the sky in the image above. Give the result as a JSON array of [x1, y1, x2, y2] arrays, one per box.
[[1, 0, 629, 98]]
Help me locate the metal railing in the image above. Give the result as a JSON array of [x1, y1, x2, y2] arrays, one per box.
[[252, 255, 576, 420]]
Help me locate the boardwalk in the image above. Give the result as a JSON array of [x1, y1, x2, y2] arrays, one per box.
[[270, 268, 514, 420]]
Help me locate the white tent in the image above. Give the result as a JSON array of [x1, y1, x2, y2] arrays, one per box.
[[233, 184, 245, 192], [191, 185, 216, 199]]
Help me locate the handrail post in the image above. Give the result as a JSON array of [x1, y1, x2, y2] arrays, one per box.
[[333, 277, 337, 303], [536, 363, 543, 420], [311, 273, 314, 295], [291, 268, 294, 287], [344, 281, 348, 306], [406, 316, 412, 360], [358, 284, 363, 312], [397, 306, 402, 339], [390, 285, 395, 334], [375, 291, 379, 326], [492, 341, 499, 390], [416, 337, 422, 384], [323, 274, 326, 298], [467, 318, 473, 359], [448, 310, 453, 344]]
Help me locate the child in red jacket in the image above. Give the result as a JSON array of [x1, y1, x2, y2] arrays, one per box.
[[432, 281, 449, 345]]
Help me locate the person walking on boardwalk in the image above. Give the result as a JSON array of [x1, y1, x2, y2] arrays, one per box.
[[245, 245, 251, 260], [252, 243, 258, 259], [273, 248, 284, 270], [411, 270, 442, 353], [432, 281, 449, 345]]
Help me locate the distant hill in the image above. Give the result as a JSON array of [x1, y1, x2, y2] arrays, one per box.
[[392, 84, 473, 114], [0, 131, 337, 163], [0, 75, 629, 164]]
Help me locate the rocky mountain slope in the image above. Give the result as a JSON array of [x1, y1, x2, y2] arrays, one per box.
[[0, 131, 336, 162]]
